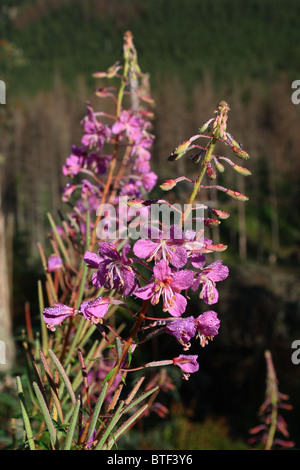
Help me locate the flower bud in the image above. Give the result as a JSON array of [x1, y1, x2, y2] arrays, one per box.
[[199, 118, 214, 133], [232, 164, 252, 176], [168, 139, 192, 161], [210, 208, 230, 219], [226, 189, 249, 201], [160, 179, 177, 191], [232, 146, 250, 160], [204, 218, 221, 228]]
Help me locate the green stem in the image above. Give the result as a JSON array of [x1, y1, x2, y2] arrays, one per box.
[[182, 136, 217, 225]]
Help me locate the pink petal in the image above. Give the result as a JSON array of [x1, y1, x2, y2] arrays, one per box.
[[153, 259, 171, 280], [134, 283, 155, 300], [133, 239, 158, 259], [169, 293, 187, 317], [172, 270, 194, 290]]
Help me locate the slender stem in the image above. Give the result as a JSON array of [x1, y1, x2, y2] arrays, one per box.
[[88, 48, 131, 251], [104, 300, 149, 399], [182, 136, 217, 225]]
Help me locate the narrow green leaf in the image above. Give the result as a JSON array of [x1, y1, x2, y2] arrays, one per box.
[[122, 386, 159, 415], [103, 366, 118, 384], [64, 399, 81, 450], [115, 337, 122, 360], [48, 348, 76, 405], [104, 404, 148, 450], [39, 350, 64, 424], [75, 262, 89, 310], [16, 376, 35, 450], [87, 382, 109, 441], [33, 382, 57, 449], [38, 280, 48, 354], [124, 377, 145, 406], [47, 213, 71, 265], [94, 400, 124, 450]]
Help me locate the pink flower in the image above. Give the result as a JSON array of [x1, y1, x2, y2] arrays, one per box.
[[81, 105, 111, 149], [84, 242, 137, 297], [43, 303, 75, 330], [192, 259, 229, 304], [195, 310, 220, 337], [62, 154, 85, 177], [112, 110, 143, 141], [165, 316, 197, 349], [80, 296, 110, 323], [133, 225, 188, 268], [173, 354, 199, 379], [141, 171, 157, 192], [134, 259, 194, 317], [194, 310, 220, 346], [47, 254, 63, 272]]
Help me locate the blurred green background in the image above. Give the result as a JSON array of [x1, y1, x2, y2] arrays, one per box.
[[1, 0, 300, 450]]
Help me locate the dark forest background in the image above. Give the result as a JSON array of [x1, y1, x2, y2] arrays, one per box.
[[1, 0, 300, 449]]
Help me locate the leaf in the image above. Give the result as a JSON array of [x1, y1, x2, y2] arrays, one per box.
[[94, 401, 124, 450], [47, 213, 71, 265], [16, 376, 35, 450], [122, 386, 159, 415], [103, 366, 118, 384], [33, 382, 57, 449], [39, 350, 64, 424], [48, 349, 76, 405], [64, 399, 81, 450], [103, 404, 149, 450], [87, 383, 109, 441]]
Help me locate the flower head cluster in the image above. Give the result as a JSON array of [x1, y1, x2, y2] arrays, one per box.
[[42, 37, 251, 392]]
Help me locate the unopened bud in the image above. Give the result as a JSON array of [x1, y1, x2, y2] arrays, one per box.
[[160, 179, 177, 191], [214, 161, 225, 173], [205, 243, 228, 252], [199, 118, 214, 134], [210, 208, 230, 219], [232, 164, 252, 176], [206, 162, 216, 179], [168, 139, 192, 161], [226, 189, 249, 201], [204, 218, 221, 228], [232, 146, 250, 160]]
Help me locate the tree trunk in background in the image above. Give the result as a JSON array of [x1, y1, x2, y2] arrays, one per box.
[[0, 202, 15, 371], [268, 157, 279, 265]]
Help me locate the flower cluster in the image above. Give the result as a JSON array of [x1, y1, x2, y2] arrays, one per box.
[[43, 36, 250, 391]]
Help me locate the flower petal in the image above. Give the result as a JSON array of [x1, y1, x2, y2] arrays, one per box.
[[172, 270, 194, 290], [195, 310, 220, 337], [133, 239, 158, 259], [169, 293, 187, 317], [135, 282, 155, 300], [98, 242, 120, 260], [153, 259, 171, 280], [84, 250, 101, 268]]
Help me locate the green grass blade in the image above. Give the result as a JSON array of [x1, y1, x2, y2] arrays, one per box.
[[47, 212, 71, 265], [104, 404, 148, 450], [64, 399, 81, 450], [87, 382, 109, 441], [94, 400, 124, 450], [33, 382, 57, 449], [48, 348, 76, 405], [16, 376, 35, 450], [122, 385, 159, 415], [38, 279, 48, 354], [39, 350, 64, 424]]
